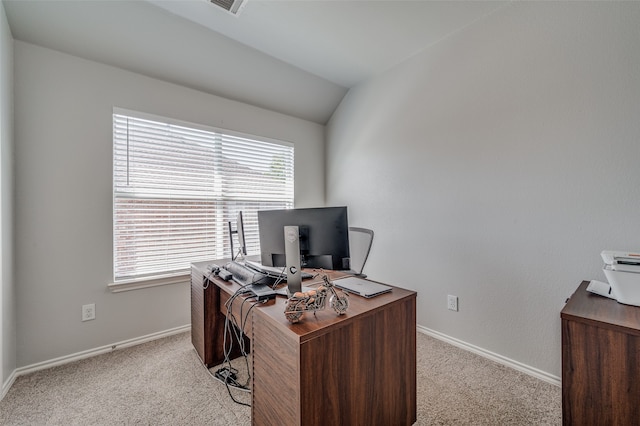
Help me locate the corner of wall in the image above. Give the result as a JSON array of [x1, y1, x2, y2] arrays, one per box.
[[1, 0, 17, 395]]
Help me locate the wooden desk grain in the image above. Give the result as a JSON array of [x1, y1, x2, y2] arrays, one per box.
[[191, 260, 417, 425], [561, 281, 640, 425]]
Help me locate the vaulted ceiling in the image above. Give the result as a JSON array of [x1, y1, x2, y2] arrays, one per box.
[[3, 0, 507, 124]]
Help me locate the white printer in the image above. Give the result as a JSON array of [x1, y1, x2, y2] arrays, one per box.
[[588, 250, 640, 306]]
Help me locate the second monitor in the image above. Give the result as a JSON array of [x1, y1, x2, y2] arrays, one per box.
[[257, 206, 350, 271]]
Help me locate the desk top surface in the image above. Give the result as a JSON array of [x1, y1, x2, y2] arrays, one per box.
[[193, 258, 417, 342], [561, 280, 640, 335]]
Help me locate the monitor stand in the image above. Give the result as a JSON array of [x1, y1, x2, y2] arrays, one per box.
[[284, 225, 302, 295]]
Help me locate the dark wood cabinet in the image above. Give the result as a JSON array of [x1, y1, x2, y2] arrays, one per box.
[[561, 281, 640, 425]]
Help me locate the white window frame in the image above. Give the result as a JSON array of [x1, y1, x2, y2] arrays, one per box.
[[109, 108, 294, 292]]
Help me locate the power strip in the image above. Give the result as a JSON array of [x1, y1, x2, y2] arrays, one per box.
[[212, 367, 250, 392], [214, 367, 237, 383]]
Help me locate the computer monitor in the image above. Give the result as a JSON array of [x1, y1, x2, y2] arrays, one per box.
[[228, 211, 247, 260], [257, 206, 350, 270], [236, 211, 247, 256]]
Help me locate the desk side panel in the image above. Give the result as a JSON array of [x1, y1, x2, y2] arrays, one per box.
[[562, 318, 640, 425], [252, 312, 300, 426], [192, 262, 253, 367], [300, 295, 417, 425], [191, 267, 215, 366]]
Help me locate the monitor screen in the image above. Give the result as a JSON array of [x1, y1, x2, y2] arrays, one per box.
[[236, 211, 247, 256], [228, 210, 248, 260], [257, 207, 350, 270]]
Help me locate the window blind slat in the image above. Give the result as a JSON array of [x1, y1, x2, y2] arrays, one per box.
[[113, 113, 294, 281]]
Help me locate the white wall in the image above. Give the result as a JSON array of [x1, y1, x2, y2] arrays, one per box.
[[1, 0, 15, 390], [13, 41, 325, 367], [327, 1, 640, 378]]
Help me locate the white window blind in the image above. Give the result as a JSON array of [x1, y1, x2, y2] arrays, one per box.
[[113, 112, 294, 282]]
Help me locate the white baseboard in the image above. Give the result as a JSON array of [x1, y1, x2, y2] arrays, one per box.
[[2, 324, 191, 401], [5, 324, 559, 402], [417, 325, 561, 387]]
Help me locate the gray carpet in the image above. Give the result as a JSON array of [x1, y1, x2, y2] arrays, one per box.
[[0, 331, 561, 425]]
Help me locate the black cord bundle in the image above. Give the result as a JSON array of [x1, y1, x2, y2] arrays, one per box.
[[200, 263, 322, 405], [210, 275, 270, 406]]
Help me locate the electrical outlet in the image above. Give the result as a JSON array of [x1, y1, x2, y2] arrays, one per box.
[[82, 303, 95, 321], [447, 295, 458, 312]]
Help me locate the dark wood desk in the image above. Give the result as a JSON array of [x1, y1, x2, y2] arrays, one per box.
[[561, 281, 640, 425], [191, 259, 417, 426]]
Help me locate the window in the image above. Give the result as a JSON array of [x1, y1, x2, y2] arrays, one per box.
[[113, 110, 294, 283]]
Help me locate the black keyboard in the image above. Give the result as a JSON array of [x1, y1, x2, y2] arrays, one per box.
[[244, 260, 314, 280], [224, 261, 271, 286], [224, 261, 276, 301]]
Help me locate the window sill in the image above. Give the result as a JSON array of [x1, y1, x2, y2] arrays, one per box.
[[108, 273, 190, 293]]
